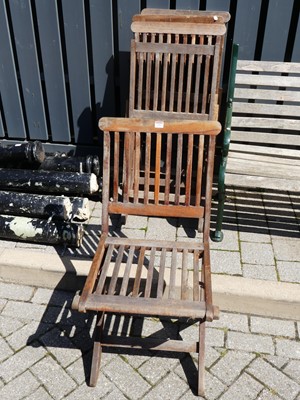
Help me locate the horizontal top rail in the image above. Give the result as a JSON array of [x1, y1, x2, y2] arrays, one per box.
[[237, 60, 300, 73], [99, 117, 221, 135], [140, 8, 231, 23], [131, 21, 226, 36], [132, 14, 225, 24]]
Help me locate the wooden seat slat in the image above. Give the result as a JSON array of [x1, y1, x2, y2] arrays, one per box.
[[230, 132, 300, 147], [235, 74, 300, 88], [227, 157, 300, 180], [237, 60, 300, 73], [232, 116, 299, 131], [233, 102, 300, 117], [225, 174, 300, 192], [85, 294, 208, 319], [234, 87, 300, 102]]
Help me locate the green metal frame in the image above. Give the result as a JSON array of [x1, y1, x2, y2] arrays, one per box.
[[212, 43, 239, 242]]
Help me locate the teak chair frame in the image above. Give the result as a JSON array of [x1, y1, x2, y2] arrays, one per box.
[[129, 13, 228, 122], [72, 117, 221, 396]]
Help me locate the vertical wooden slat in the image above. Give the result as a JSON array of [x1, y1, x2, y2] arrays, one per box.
[[144, 132, 151, 204], [35, 0, 70, 142], [113, 131, 120, 202], [209, 36, 221, 119], [154, 132, 162, 204], [195, 135, 204, 207], [185, 34, 196, 113], [168, 248, 177, 300], [161, 34, 171, 111], [129, 40, 137, 113], [95, 243, 115, 294], [153, 34, 162, 111], [134, 132, 140, 203], [132, 246, 145, 297], [61, 0, 93, 144], [177, 34, 187, 112], [120, 245, 135, 296], [203, 136, 216, 242], [193, 250, 200, 302], [164, 133, 172, 204], [181, 249, 189, 300], [108, 245, 125, 295], [169, 34, 179, 111], [193, 35, 204, 113], [185, 134, 194, 206], [201, 36, 212, 114], [123, 132, 130, 202], [136, 35, 144, 110], [9, 0, 48, 140], [0, 1, 26, 139], [157, 248, 166, 299], [203, 242, 212, 305], [175, 134, 183, 205], [145, 34, 154, 110], [101, 131, 110, 233], [144, 247, 156, 298]]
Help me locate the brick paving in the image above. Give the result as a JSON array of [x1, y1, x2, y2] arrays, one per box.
[[0, 281, 299, 399], [0, 187, 299, 398]]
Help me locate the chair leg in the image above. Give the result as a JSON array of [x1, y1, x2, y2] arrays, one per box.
[[198, 320, 206, 397], [90, 312, 105, 387]]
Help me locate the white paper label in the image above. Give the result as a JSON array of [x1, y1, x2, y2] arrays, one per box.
[[154, 120, 164, 128]]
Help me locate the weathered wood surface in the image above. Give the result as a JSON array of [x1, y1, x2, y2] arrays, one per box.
[[227, 59, 300, 191], [132, 14, 226, 24], [78, 117, 219, 322], [237, 60, 300, 73], [129, 19, 225, 122], [99, 117, 221, 135], [0, 215, 83, 246], [131, 21, 226, 36], [74, 46, 221, 393], [0, 169, 99, 194], [140, 8, 231, 23], [141, 8, 230, 22]]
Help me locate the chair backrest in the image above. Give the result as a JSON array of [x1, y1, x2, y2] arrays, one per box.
[[231, 60, 300, 149], [129, 15, 227, 121], [99, 118, 221, 240], [140, 8, 231, 23]]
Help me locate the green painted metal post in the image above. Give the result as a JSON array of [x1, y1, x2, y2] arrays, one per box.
[[212, 43, 239, 242]]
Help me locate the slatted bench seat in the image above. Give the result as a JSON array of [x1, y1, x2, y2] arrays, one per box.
[[213, 44, 300, 241]]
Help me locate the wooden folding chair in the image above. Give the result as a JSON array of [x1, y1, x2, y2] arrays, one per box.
[[129, 13, 228, 121], [72, 117, 221, 396]]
